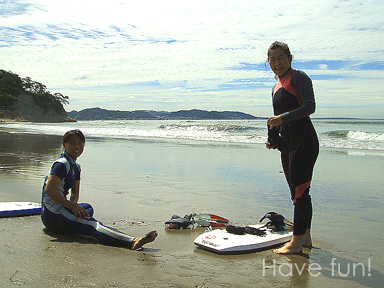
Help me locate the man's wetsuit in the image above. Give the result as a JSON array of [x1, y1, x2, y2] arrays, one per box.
[[41, 152, 136, 248], [268, 68, 319, 236]]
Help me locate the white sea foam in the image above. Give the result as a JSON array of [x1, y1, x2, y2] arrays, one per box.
[[347, 131, 384, 142], [1, 119, 384, 151]]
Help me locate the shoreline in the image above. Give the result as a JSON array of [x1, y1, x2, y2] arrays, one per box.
[[0, 117, 22, 123], [0, 117, 76, 123]]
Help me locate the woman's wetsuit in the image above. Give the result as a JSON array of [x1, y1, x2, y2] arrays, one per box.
[[268, 69, 319, 236]]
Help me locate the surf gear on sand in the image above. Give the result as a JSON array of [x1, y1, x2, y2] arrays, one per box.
[[165, 213, 229, 229]]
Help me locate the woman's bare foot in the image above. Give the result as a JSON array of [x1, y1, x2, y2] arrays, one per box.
[[273, 241, 303, 255], [303, 241, 313, 248], [273, 229, 312, 254], [131, 230, 158, 250], [303, 229, 312, 248], [273, 233, 306, 255]]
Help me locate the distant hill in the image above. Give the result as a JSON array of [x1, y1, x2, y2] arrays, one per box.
[[68, 108, 260, 120], [0, 69, 74, 122]]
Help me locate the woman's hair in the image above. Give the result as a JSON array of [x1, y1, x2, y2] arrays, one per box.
[[62, 129, 85, 144], [267, 41, 293, 59]]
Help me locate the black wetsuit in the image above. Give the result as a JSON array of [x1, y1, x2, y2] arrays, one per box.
[[268, 69, 319, 236]]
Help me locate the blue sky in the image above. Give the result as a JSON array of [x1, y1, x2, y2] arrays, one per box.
[[1, 0, 383, 118]]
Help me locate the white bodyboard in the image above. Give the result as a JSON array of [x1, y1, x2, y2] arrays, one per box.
[[194, 224, 293, 253]]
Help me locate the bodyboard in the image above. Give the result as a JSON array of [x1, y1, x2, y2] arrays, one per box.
[[194, 224, 292, 253], [0, 202, 42, 218]]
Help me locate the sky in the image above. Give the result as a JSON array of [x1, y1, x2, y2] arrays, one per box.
[[1, 0, 384, 118]]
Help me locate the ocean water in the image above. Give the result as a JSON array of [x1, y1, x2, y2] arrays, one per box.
[[1, 118, 384, 153]]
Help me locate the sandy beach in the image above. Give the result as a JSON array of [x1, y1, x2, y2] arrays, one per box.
[[1, 129, 383, 287]]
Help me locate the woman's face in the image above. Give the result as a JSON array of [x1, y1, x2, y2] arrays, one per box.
[[63, 135, 85, 160], [268, 48, 292, 77]]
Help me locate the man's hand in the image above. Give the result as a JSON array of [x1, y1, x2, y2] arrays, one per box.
[[70, 204, 89, 221]]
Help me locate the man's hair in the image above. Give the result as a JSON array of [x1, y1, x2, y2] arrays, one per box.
[[62, 129, 85, 144]]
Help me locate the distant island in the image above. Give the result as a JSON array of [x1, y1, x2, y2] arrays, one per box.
[[68, 108, 261, 121]]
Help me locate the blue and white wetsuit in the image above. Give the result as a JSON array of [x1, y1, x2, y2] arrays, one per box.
[[41, 152, 135, 248]]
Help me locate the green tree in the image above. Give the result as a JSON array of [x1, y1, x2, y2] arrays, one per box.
[[22, 76, 48, 94], [0, 94, 16, 109], [53, 92, 69, 106], [0, 69, 23, 97]]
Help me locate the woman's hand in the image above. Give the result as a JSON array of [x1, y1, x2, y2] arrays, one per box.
[[265, 141, 276, 150], [267, 115, 283, 129]]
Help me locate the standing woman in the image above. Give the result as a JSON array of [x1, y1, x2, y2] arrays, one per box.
[[265, 41, 319, 254], [41, 129, 157, 250]]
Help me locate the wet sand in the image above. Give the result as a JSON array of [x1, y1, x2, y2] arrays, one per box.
[[0, 130, 383, 287]]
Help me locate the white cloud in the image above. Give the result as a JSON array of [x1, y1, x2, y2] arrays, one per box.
[[0, 0, 383, 118]]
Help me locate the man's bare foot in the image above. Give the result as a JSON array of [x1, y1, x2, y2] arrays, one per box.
[[273, 242, 303, 255], [131, 230, 158, 250]]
